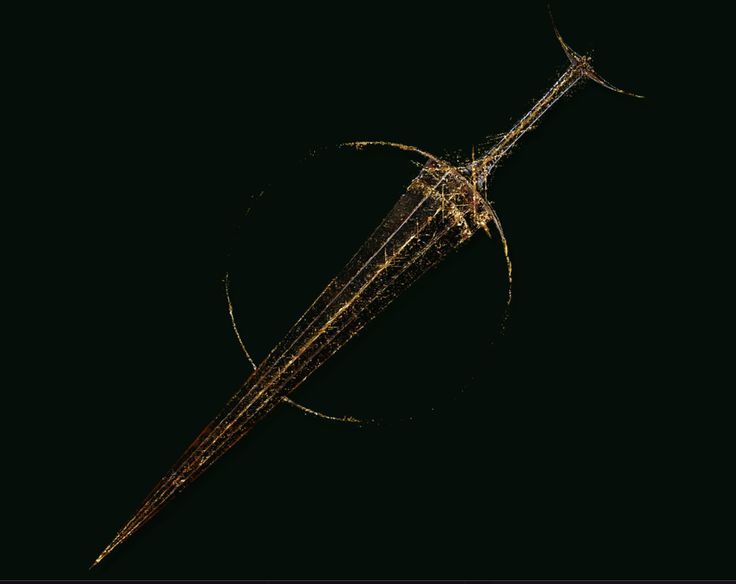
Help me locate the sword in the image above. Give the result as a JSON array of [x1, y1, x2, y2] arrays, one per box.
[[93, 15, 642, 568]]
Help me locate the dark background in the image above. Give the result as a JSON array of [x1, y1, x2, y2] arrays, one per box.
[[7, 1, 729, 580]]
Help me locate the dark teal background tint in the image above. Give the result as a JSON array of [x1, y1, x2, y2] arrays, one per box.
[[8, 1, 724, 579]]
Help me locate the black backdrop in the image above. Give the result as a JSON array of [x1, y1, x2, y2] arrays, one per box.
[[8, 1, 728, 580]]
